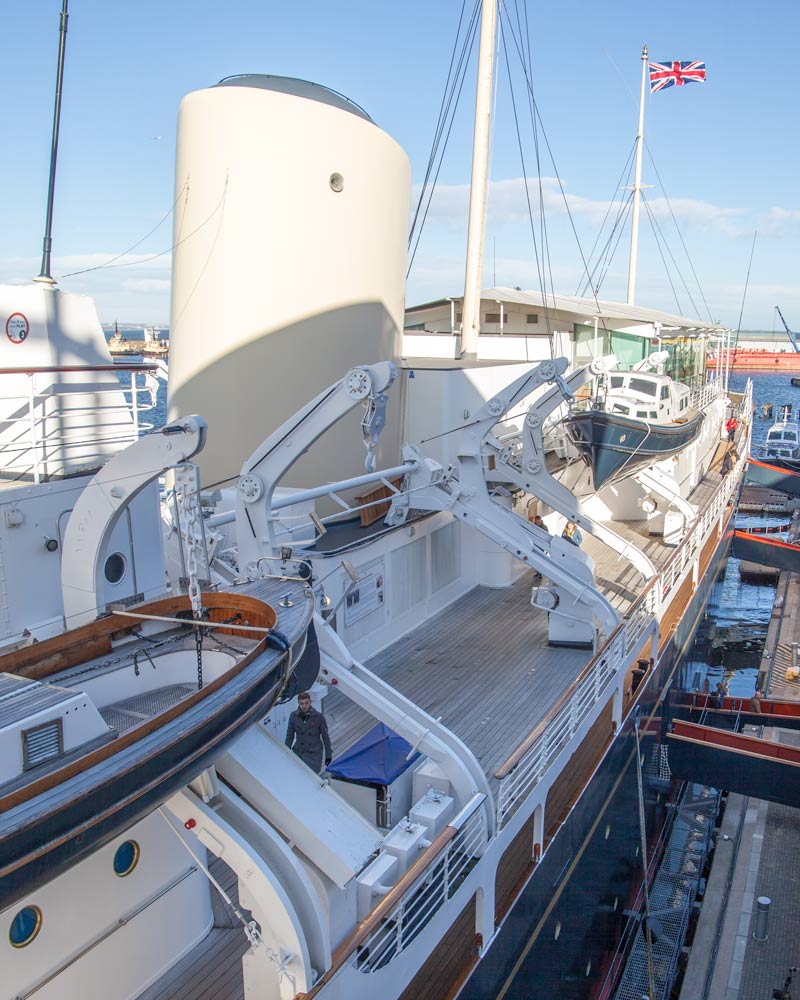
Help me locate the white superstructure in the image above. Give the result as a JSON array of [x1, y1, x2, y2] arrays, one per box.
[[168, 75, 411, 491]]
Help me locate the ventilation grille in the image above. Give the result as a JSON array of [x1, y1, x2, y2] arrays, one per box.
[[22, 719, 64, 770]]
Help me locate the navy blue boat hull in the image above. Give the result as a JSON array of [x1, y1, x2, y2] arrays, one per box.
[[566, 410, 705, 489]]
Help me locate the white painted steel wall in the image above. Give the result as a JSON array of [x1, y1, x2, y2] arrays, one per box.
[[0, 285, 135, 478], [168, 76, 411, 489]]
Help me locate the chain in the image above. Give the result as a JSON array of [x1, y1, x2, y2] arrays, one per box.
[[174, 463, 206, 688]]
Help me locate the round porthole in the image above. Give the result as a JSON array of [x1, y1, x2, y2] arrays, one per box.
[[113, 840, 140, 877], [104, 552, 127, 585], [9, 906, 42, 948]]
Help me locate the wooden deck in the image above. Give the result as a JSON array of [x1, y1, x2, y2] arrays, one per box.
[[325, 574, 589, 793], [325, 468, 724, 794]]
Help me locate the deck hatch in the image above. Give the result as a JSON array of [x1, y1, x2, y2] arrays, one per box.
[[22, 718, 64, 770]]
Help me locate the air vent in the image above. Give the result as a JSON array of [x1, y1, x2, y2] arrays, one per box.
[[22, 719, 64, 770]]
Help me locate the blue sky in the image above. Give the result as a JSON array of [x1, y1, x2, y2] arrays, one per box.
[[2, 0, 798, 331]]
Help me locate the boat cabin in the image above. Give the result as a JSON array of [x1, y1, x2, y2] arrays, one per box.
[[763, 421, 800, 460], [603, 372, 691, 425]]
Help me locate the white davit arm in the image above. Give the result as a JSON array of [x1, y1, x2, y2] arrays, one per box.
[[61, 416, 207, 628]]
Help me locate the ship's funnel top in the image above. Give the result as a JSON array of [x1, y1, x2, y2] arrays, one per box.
[[215, 74, 374, 123]]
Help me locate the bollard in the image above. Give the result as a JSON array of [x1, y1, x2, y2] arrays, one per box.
[[753, 896, 771, 941]]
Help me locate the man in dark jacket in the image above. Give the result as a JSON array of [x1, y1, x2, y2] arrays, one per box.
[[285, 691, 332, 773]]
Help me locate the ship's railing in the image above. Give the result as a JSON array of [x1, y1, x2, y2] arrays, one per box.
[[298, 794, 486, 997], [0, 363, 161, 483], [494, 397, 751, 828], [688, 374, 724, 411], [349, 795, 486, 974]]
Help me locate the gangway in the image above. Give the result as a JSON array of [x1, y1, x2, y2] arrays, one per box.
[[745, 458, 800, 496], [730, 528, 800, 572], [667, 719, 800, 807], [678, 692, 800, 733]]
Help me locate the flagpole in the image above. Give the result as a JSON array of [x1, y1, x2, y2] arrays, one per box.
[[627, 44, 648, 306]]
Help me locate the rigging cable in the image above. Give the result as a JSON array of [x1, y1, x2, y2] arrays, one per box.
[[575, 139, 637, 296], [497, 13, 550, 336], [643, 141, 715, 324], [641, 196, 684, 315], [407, 1, 482, 278], [641, 191, 702, 317], [497, 2, 610, 341], [408, 0, 471, 247], [730, 231, 758, 357], [59, 180, 189, 278]]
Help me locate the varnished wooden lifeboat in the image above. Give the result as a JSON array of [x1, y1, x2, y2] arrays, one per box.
[[0, 590, 303, 909]]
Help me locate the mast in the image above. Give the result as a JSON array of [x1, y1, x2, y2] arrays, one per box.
[[626, 44, 648, 305], [460, 0, 497, 355], [36, 0, 70, 286]]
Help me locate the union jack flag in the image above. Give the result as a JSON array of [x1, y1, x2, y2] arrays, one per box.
[[648, 60, 707, 93]]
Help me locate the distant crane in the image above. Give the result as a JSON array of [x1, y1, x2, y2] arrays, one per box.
[[775, 306, 800, 353]]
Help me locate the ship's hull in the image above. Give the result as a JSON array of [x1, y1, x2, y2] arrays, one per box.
[[566, 409, 705, 490], [458, 520, 730, 999], [707, 351, 800, 371]]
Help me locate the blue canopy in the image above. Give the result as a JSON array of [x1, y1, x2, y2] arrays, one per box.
[[327, 723, 420, 786]]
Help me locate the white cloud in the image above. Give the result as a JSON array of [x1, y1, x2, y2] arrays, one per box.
[[412, 177, 750, 238], [122, 278, 171, 293], [758, 207, 800, 239]]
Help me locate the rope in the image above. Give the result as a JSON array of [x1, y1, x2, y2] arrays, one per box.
[[58, 180, 189, 278]]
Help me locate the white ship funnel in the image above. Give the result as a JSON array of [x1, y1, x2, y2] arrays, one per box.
[[168, 75, 411, 490]]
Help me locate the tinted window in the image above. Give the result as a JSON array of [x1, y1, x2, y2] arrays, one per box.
[[660, 386, 670, 400], [628, 378, 657, 397], [610, 375, 625, 388]]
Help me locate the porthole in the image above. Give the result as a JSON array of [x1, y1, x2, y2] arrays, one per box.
[[9, 906, 42, 948], [329, 172, 344, 193], [585, 960, 592, 977], [113, 840, 140, 877], [104, 552, 127, 585], [554, 920, 561, 940], [604, 824, 611, 840], [613, 895, 619, 911]]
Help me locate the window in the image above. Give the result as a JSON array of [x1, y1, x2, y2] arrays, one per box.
[[650, 411, 658, 419], [680, 398, 687, 410], [104, 552, 127, 584], [611, 403, 630, 415], [9, 906, 42, 948], [636, 410, 648, 418], [113, 840, 141, 877], [526, 313, 539, 324], [610, 375, 625, 389], [660, 386, 670, 400], [485, 311, 507, 323], [628, 377, 658, 397], [785, 431, 797, 442]]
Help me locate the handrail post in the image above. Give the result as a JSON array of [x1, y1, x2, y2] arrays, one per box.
[[131, 371, 140, 440], [27, 374, 41, 484]]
